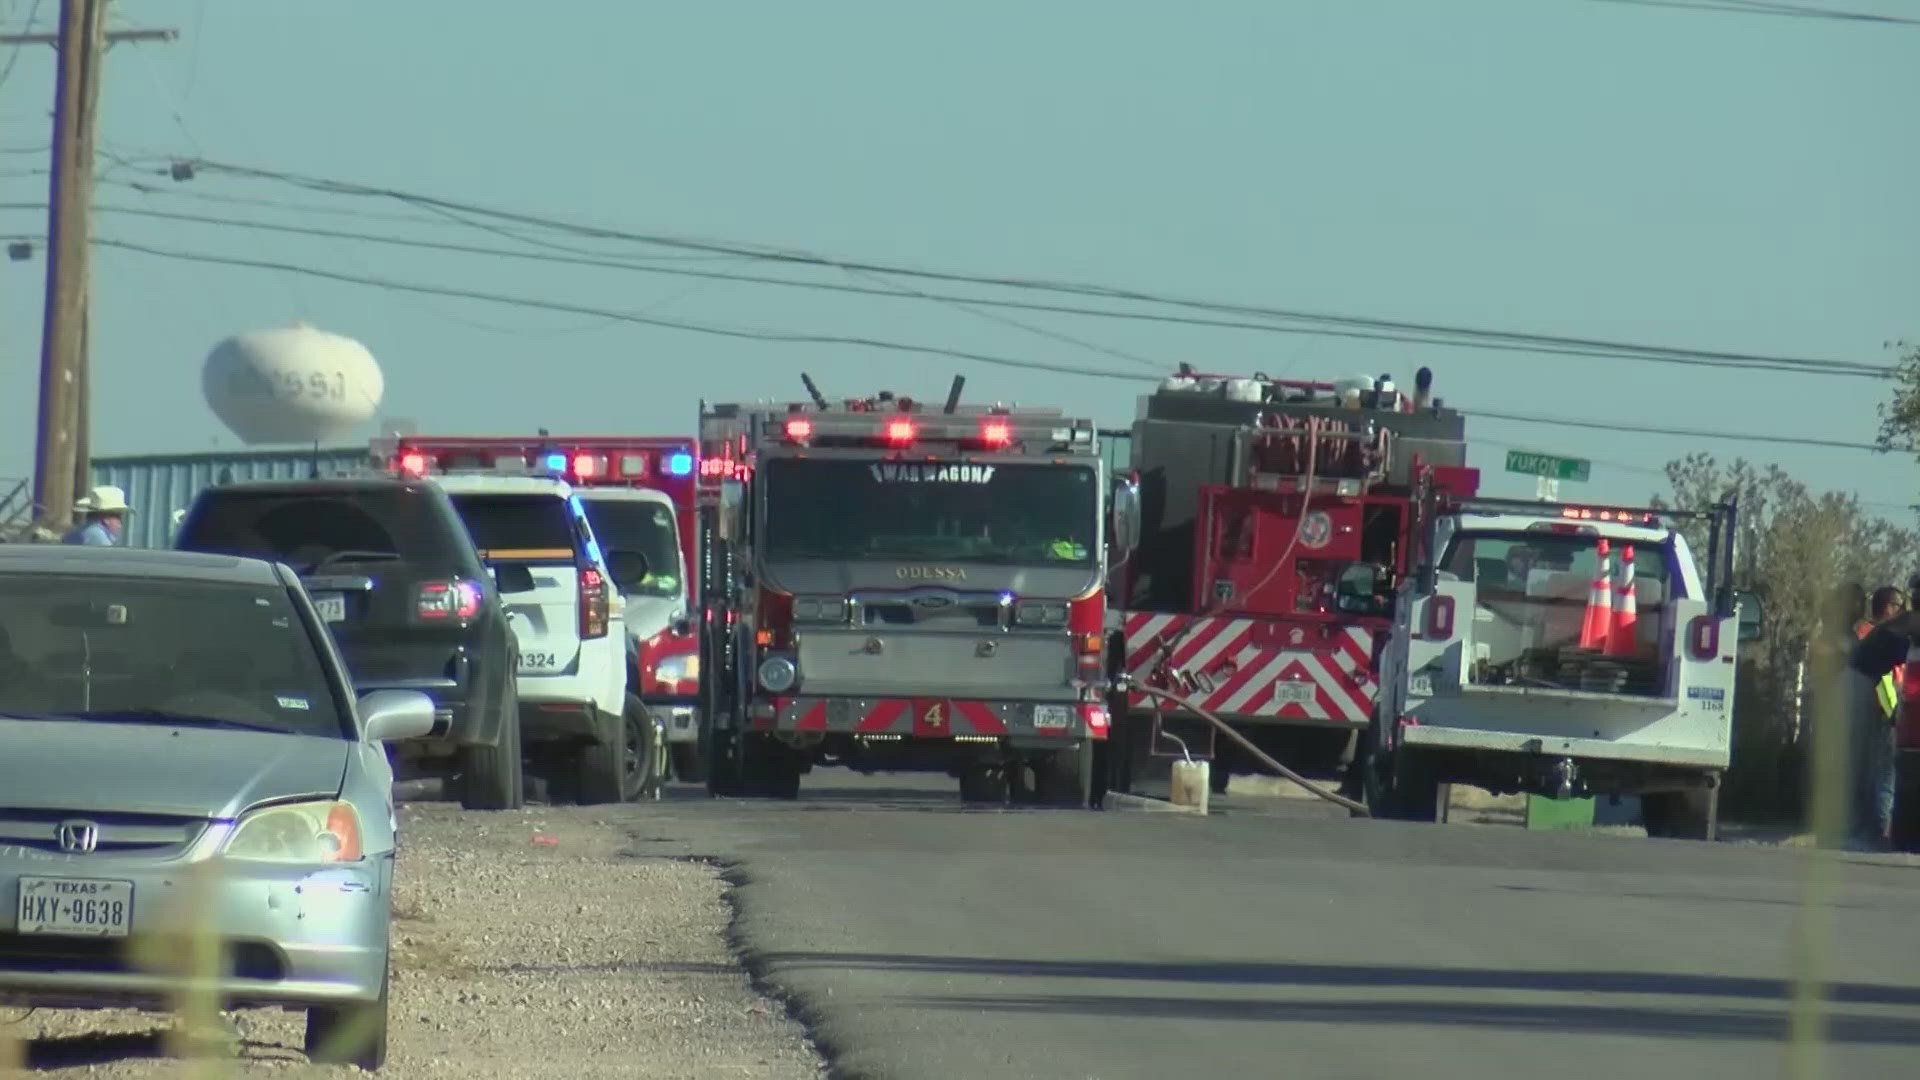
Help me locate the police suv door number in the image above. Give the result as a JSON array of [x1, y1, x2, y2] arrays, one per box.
[[1686, 686, 1726, 711], [520, 651, 559, 673]]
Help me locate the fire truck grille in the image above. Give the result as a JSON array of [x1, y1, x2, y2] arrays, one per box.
[[862, 602, 1005, 629]]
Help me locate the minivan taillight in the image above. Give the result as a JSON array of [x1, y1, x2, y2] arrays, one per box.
[[416, 580, 482, 623], [580, 567, 610, 639]]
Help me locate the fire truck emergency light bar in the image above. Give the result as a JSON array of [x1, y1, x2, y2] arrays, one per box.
[[775, 412, 1094, 449], [377, 436, 696, 483]]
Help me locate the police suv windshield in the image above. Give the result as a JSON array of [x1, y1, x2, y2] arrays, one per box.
[[761, 459, 1098, 567]]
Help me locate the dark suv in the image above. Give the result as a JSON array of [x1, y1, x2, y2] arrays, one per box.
[[174, 477, 523, 809]]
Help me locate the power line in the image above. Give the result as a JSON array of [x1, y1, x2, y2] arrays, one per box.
[[90, 233, 1905, 460], [158, 157, 1893, 381], [1466, 407, 1885, 452], [94, 236, 1153, 382], [1582, 0, 1920, 25], [0, 0, 46, 93], [29, 187, 1896, 382]]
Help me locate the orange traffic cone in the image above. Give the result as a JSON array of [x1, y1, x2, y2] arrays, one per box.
[[1608, 545, 1637, 656], [1580, 538, 1614, 650]]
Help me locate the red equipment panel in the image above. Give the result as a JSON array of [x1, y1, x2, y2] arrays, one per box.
[[1195, 487, 1364, 616]]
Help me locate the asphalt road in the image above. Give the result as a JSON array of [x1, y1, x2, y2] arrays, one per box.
[[627, 773, 1920, 1080]]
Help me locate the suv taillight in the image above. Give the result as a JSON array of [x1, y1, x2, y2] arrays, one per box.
[[416, 580, 482, 623], [580, 567, 610, 638]]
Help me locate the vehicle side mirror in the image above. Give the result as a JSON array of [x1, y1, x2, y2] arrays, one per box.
[[358, 688, 436, 742], [1735, 590, 1764, 643], [605, 549, 651, 591], [493, 564, 537, 595], [717, 479, 745, 541], [1109, 477, 1142, 553]]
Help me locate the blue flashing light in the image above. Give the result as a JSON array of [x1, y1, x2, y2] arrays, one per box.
[[665, 451, 693, 477], [543, 453, 568, 473]]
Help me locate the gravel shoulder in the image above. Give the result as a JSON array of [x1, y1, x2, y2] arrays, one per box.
[[4, 803, 826, 1079]]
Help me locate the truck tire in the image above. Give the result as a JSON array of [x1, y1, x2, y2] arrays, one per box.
[[578, 695, 657, 805], [733, 734, 800, 800], [1377, 749, 1445, 823], [459, 679, 524, 811], [671, 743, 708, 784], [959, 766, 1009, 804], [1036, 742, 1095, 808], [1643, 786, 1718, 841]]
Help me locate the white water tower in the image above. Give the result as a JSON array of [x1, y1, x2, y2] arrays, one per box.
[[202, 323, 384, 445]]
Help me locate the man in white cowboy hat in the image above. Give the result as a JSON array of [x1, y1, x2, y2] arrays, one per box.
[[62, 485, 130, 546]]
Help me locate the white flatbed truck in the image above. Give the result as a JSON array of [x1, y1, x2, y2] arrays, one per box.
[[1361, 495, 1762, 840]]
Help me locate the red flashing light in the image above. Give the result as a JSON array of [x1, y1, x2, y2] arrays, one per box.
[[884, 418, 915, 444], [981, 420, 1012, 446], [398, 452, 429, 476], [784, 418, 813, 441], [1560, 506, 1656, 526], [572, 453, 599, 478]]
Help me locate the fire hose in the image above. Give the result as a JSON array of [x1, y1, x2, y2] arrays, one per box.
[[1117, 676, 1372, 817]]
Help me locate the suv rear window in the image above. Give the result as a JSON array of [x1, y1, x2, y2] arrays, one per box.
[[178, 487, 468, 575], [448, 494, 582, 560]]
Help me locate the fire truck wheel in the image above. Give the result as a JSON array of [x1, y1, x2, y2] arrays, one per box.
[[742, 735, 802, 800], [1642, 786, 1717, 841], [1892, 753, 1920, 853], [1036, 742, 1095, 808], [671, 743, 708, 784], [958, 767, 1009, 804]]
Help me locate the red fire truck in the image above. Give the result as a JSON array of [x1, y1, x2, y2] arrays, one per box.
[[1106, 366, 1477, 795], [693, 376, 1124, 804], [373, 433, 709, 781]]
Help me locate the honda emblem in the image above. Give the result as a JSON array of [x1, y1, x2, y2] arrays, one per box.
[[55, 819, 99, 854]]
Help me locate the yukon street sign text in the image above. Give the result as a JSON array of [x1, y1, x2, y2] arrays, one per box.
[[1504, 450, 1591, 483]]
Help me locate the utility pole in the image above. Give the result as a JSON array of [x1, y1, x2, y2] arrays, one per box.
[[2, 3, 175, 535]]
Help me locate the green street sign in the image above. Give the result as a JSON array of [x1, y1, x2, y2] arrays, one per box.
[[1505, 450, 1591, 483]]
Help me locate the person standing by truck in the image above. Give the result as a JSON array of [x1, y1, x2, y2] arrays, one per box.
[[1846, 599, 1918, 846]]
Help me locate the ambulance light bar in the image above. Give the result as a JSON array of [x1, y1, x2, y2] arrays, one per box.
[[387, 440, 696, 483]]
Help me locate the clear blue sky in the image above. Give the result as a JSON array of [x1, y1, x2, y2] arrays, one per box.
[[1, 0, 1915, 515]]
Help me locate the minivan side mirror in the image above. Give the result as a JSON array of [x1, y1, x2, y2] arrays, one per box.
[[494, 564, 537, 595], [605, 549, 651, 591], [359, 688, 436, 742], [1736, 590, 1765, 643]]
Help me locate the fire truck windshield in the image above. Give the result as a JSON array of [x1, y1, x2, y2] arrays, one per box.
[[761, 458, 1098, 567]]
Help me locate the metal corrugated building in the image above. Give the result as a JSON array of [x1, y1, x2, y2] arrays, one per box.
[[91, 446, 371, 548]]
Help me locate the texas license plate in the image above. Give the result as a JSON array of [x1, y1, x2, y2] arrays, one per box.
[[312, 592, 347, 623], [17, 877, 134, 938], [1410, 671, 1434, 696], [1272, 680, 1317, 705], [1033, 705, 1072, 729]]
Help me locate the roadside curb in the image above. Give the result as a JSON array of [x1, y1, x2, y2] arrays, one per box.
[[1103, 792, 1205, 815]]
